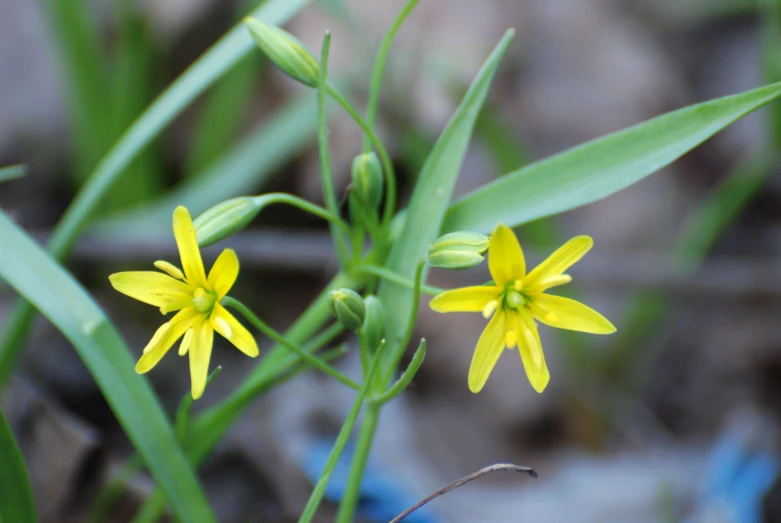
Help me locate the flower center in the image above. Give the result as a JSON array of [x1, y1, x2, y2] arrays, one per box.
[[193, 287, 216, 313], [504, 288, 525, 309]]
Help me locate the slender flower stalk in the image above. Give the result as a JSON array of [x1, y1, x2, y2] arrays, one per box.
[[109, 206, 259, 399], [430, 224, 615, 393]]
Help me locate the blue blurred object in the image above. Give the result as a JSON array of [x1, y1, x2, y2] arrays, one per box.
[[302, 437, 440, 523], [686, 412, 779, 523]]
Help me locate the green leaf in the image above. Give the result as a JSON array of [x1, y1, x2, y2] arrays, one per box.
[[0, 165, 25, 183], [0, 409, 36, 523], [0, 0, 312, 390], [377, 30, 515, 368], [41, 0, 112, 182], [444, 81, 781, 234], [89, 92, 316, 238], [0, 212, 215, 523], [184, 53, 263, 177]]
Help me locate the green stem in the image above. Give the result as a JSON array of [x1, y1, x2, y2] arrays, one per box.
[[357, 331, 370, 377], [327, 86, 397, 226], [334, 403, 382, 523], [357, 263, 443, 295], [175, 366, 222, 444], [221, 297, 361, 391], [254, 193, 352, 238], [370, 338, 425, 405], [363, 0, 420, 151], [298, 341, 385, 523], [317, 32, 350, 267]]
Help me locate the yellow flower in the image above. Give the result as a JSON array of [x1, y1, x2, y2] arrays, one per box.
[[430, 224, 615, 394], [109, 206, 259, 399]]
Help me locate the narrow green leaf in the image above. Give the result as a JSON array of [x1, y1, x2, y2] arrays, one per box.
[[444, 81, 781, 233], [0, 0, 311, 390], [89, 92, 316, 238], [0, 409, 36, 523], [41, 0, 112, 182], [377, 30, 515, 367], [184, 53, 262, 177], [0, 165, 25, 183], [104, 0, 162, 211], [0, 212, 215, 523]]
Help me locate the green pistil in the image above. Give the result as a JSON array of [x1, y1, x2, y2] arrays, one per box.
[[193, 288, 216, 313], [505, 288, 525, 309]]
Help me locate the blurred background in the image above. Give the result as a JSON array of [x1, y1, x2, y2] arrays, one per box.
[[2, 0, 781, 521]]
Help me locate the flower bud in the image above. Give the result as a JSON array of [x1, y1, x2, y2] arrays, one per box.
[[194, 197, 262, 247], [361, 295, 386, 352], [427, 231, 489, 270], [351, 152, 383, 212], [329, 289, 365, 331], [244, 17, 319, 87]]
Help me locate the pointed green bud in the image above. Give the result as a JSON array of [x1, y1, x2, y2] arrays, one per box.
[[427, 231, 490, 270], [361, 295, 386, 352], [329, 289, 365, 331], [244, 17, 319, 87], [194, 197, 262, 247], [351, 152, 383, 212]]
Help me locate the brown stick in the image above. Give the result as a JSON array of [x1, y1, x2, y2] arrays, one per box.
[[388, 463, 538, 523]]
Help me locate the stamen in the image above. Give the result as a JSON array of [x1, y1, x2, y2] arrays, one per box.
[[537, 274, 572, 290], [178, 328, 194, 356], [524, 328, 543, 369], [159, 300, 194, 315], [154, 260, 185, 280], [505, 329, 517, 349], [214, 316, 232, 337], [482, 300, 499, 319], [513, 280, 523, 291], [144, 323, 171, 354], [545, 312, 559, 324]]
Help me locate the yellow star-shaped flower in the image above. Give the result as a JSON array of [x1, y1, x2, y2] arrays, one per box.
[[109, 206, 259, 399], [430, 224, 615, 393]]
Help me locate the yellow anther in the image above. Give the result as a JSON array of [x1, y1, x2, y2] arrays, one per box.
[[505, 329, 517, 348], [482, 300, 499, 319], [178, 328, 194, 356], [545, 312, 559, 324], [513, 280, 523, 291], [537, 274, 572, 290], [154, 260, 185, 280]]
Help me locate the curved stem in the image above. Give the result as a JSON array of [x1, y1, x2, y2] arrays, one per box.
[[363, 0, 420, 152], [327, 86, 397, 225], [357, 263, 443, 295], [317, 32, 350, 266], [389, 464, 537, 523], [222, 297, 361, 391], [298, 341, 386, 523], [334, 402, 381, 523], [370, 338, 425, 405], [254, 193, 352, 237]]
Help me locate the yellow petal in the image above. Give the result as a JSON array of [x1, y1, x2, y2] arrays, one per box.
[[524, 236, 592, 288], [530, 294, 616, 334], [512, 310, 550, 393], [189, 317, 214, 400], [135, 308, 201, 373], [109, 271, 192, 308], [488, 224, 525, 286], [468, 309, 508, 393], [173, 206, 207, 287], [429, 286, 500, 313], [207, 249, 239, 299], [211, 303, 259, 357]]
